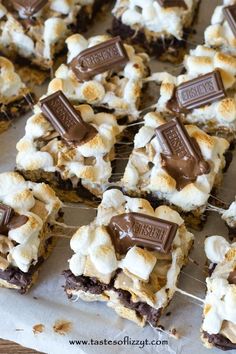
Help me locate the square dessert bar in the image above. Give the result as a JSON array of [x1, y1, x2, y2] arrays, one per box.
[[152, 45, 236, 140], [47, 35, 150, 121], [205, 0, 236, 56], [0, 56, 33, 133], [111, 0, 200, 62], [0, 172, 62, 293], [0, 0, 109, 72], [121, 113, 229, 228], [16, 90, 125, 204], [64, 188, 194, 327], [202, 236, 236, 350]]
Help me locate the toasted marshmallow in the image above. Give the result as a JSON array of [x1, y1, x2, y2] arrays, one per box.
[[120, 246, 156, 281]]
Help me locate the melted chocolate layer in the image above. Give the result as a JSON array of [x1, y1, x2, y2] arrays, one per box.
[[64, 270, 162, 326], [0, 237, 53, 293], [110, 17, 188, 59], [203, 331, 236, 351]]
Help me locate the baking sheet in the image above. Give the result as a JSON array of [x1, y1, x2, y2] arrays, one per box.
[[0, 1, 235, 353]]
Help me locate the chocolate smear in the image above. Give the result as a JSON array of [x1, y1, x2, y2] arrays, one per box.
[[228, 270, 236, 285], [107, 212, 178, 254], [175, 71, 226, 110], [12, 0, 48, 17], [70, 36, 128, 82], [40, 90, 97, 145], [156, 0, 187, 9], [223, 5, 236, 38], [156, 117, 210, 190]]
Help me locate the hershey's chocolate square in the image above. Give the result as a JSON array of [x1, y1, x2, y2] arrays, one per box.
[[12, 0, 48, 17], [223, 5, 236, 38], [108, 212, 178, 254], [156, 117, 198, 159], [70, 36, 128, 82], [0, 204, 13, 228], [40, 90, 97, 145], [176, 71, 226, 110]]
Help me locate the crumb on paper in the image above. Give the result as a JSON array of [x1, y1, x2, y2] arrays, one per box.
[[33, 296, 38, 300], [166, 312, 171, 317], [169, 328, 180, 340], [33, 324, 45, 335], [53, 320, 72, 335]]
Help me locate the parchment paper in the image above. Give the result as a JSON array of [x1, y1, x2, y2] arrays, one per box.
[[0, 1, 235, 353]]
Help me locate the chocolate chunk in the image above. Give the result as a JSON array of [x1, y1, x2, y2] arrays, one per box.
[[7, 215, 29, 230], [228, 270, 236, 285], [70, 36, 128, 82], [40, 91, 97, 145], [223, 5, 236, 38], [156, 0, 187, 9], [107, 212, 178, 254], [0, 204, 13, 231], [12, 0, 48, 17], [156, 117, 210, 190], [176, 71, 226, 110]]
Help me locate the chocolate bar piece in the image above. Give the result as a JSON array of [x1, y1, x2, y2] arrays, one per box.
[[176, 71, 226, 110], [223, 5, 236, 38], [40, 90, 97, 145], [156, 117, 210, 190], [156, 0, 187, 9], [12, 0, 48, 17], [0, 204, 13, 229], [107, 212, 178, 254], [70, 36, 128, 82]]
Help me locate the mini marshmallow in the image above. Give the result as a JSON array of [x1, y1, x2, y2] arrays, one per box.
[[90, 245, 118, 274], [69, 253, 86, 276], [120, 246, 156, 281], [205, 236, 231, 264]]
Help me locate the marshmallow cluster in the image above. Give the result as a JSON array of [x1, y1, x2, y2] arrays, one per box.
[[47, 34, 150, 120], [122, 112, 229, 212], [16, 103, 124, 195], [0, 1, 96, 67], [203, 236, 236, 343], [205, 0, 236, 56], [0, 56, 26, 102], [0, 172, 62, 273], [69, 189, 194, 309], [151, 45, 236, 132], [112, 0, 199, 40]]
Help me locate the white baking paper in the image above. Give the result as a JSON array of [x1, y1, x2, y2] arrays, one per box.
[[0, 1, 235, 353]]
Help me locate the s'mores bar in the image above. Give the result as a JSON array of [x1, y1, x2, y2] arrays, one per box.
[[0, 172, 62, 293], [121, 113, 229, 228], [111, 0, 199, 62], [152, 45, 236, 140], [0, 56, 32, 133], [205, 0, 236, 56], [201, 236, 236, 350], [47, 35, 150, 121], [0, 0, 109, 73], [16, 90, 125, 204], [64, 189, 194, 327]]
